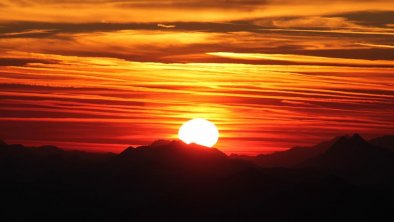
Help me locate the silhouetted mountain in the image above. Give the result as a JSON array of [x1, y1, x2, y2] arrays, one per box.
[[119, 140, 227, 162], [0, 141, 115, 177], [304, 134, 393, 167], [231, 136, 340, 167], [302, 134, 394, 184], [115, 140, 253, 180], [369, 135, 394, 151], [0, 136, 393, 221]]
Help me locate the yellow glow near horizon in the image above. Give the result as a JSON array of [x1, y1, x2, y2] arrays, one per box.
[[178, 118, 219, 147]]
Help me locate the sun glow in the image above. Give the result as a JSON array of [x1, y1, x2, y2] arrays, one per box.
[[178, 118, 219, 147]]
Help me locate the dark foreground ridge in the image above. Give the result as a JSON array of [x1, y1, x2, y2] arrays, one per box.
[[1, 135, 394, 221]]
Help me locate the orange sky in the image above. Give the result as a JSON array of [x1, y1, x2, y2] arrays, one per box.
[[0, 0, 393, 154]]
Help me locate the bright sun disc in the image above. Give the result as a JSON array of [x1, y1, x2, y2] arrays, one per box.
[[178, 118, 219, 147]]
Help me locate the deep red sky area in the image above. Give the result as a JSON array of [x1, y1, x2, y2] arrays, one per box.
[[0, 0, 394, 154]]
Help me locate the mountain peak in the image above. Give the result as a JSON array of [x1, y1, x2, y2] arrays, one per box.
[[150, 139, 172, 147], [118, 139, 227, 162], [114, 139, 232, 176], [350, 133, 365, 142], [330, 134, 368, 151], [303, 133, 394, 169]]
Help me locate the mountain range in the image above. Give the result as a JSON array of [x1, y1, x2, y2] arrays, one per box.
[[0, 134, 393, 221]]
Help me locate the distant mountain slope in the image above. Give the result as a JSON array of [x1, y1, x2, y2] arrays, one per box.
[[0, 140, 115, 173], [369, 135, 394, 151], [231, 136, 340, 167], [303, 134, 393, 168], [302, 134, 394, 184]]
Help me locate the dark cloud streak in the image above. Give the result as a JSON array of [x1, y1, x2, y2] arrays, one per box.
[[336, 11, 394, 27], [0, 57, 57, 66]]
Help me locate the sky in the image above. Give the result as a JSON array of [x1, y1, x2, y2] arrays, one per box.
[[0, 0, 393, 154]]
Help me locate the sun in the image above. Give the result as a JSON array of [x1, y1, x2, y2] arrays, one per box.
[[178, 118, 219, 147]]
